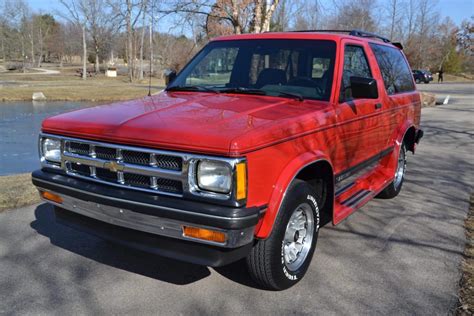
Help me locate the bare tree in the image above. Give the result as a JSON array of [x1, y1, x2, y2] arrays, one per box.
[[59, 0, 89, 79], [330, 0, 377, 32], [253, 0, 279, 33], [109, 0, 147, 82], [387, 0, 400, 40]]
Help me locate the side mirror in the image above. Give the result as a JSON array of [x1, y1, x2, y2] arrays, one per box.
[[164, 69, 177, 86], [350, 76, 378, 99]]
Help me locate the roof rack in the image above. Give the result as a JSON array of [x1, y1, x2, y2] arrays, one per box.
[[290, 29, 403, 49]]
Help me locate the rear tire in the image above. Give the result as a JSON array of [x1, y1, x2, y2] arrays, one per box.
[[246, 180, 320, 290], [415, 78, 421, 84], [377, 143, 406, 199]]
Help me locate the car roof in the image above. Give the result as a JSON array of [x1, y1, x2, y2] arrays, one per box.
[[212, 32, 400, 49]]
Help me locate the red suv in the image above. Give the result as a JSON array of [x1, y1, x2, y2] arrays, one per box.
[[33, 30, 423, 290]]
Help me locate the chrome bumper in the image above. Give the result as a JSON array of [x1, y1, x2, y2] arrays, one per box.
[[37, 188, 256, 248]]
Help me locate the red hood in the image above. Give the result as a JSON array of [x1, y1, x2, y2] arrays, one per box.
[[42, 91, 334, 156]]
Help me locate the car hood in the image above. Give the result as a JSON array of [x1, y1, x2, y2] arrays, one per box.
[[42, 91, 334, 156]]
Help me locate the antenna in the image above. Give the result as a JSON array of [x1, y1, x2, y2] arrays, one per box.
[[147, 1, 154, 97]]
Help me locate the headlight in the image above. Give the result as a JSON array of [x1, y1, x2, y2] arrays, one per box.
[[197, 160, 232, 193], [41, 138, 61, 162]]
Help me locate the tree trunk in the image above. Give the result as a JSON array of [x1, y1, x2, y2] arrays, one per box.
[[231, 1, 242, 34], [253, 0, 264, 33], [126, 0, 133, 82], [21, 36, 26, 73], [262, 0, 279, 32], [82, 25, 87, 80], [95, 51, 100, 73], [29, 22, 35, 64], [1, 37, 5, 62], [149, 22, 153, 75], [37, 27, 43, 68], [95, 41, 100, 73], [139, 16, 146, 80], [389, 0, 397, 40]]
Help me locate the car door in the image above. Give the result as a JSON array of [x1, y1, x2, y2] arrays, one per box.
[[332, 40, 385, 177]]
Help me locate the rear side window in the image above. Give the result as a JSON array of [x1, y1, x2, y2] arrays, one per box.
[[370, 43, 415, 95]]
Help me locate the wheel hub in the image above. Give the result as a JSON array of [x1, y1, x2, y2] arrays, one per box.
[[283, 203, 315, 271]]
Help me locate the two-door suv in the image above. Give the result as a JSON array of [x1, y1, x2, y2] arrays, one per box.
[[33, 30, 423, 290]]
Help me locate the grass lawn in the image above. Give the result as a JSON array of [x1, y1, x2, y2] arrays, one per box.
[[0, 66, 165, 102], [0, 173, 40, 212]]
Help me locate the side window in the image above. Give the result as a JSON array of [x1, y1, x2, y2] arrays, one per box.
[[340, 45, 372, 101], [369, 43, 415, 95]]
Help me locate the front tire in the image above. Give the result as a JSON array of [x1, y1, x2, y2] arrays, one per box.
[[246, 180, 320, 290], [377, 143, 407, 199]]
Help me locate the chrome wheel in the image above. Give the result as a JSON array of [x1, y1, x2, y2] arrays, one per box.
[[283, 203, 314, 272], [394, 146, 406, 188]]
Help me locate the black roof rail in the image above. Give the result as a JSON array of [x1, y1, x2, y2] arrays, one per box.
[[348, 30, 391, 43], [292, 29, 353, 34], [287, 29, 403, 49]]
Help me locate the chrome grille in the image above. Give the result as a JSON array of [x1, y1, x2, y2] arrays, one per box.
[[95, 146, 116, 160], [62, 139, 184, 196], [69, 142, 90, 156]]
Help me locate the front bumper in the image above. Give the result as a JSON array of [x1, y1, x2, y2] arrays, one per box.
[[32, 169, 265, 266]]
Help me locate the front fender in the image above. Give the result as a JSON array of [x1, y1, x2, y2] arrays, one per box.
[[255, 151, 332, 239]]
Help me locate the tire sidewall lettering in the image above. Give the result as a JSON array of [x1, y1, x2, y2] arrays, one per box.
[[280, 194, 319, 281]]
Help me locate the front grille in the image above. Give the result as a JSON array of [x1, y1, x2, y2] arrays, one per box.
[[69, 162, 90, 176], [69, 142, 90, 156], [96, 167, 118, 182], [96, 146, 116, 160], [63, 139, 184, 196], [123, 150, 150, 166], [124, 173, 150, 188]]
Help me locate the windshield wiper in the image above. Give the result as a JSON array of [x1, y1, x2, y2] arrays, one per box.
[[277, 91, 304, 101], [219, 87, 267, 95], [220, 87, 304, 101], [166, 85, 219, 94]]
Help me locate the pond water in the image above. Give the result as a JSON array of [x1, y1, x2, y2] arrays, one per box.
[[0, 101, 99, 176]]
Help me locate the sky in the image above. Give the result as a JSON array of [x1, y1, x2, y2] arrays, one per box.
[[26, 0, 474, 27]]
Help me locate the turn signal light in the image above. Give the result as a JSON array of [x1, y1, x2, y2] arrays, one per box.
[[235, 162, 247, 200], [40, 191, 63, 204], [183, 226, 226, 243]]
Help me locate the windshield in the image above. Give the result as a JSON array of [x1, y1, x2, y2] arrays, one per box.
[[167, 39, 337, 101]]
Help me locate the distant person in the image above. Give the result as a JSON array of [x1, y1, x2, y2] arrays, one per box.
[[438, 69, 444, 83]]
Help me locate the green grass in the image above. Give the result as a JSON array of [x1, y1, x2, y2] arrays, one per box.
[[0, 173, 40, 212]]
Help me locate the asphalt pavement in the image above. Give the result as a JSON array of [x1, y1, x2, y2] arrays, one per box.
[[0, 82, 473, 315]]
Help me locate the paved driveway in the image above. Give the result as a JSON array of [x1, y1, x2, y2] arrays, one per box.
[[1, 83, 473, 315]]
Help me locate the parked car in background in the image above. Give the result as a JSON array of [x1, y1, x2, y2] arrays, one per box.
[[33, 30, 423, 291], [412, 69, 433, 83]]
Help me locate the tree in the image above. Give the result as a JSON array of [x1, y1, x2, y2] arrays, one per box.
[[165, 0, 281, 37], [330, 0, 377, 32], [33, 14, 56, 67], [59, 0, 89, 79], [109, 0, 148, 82]]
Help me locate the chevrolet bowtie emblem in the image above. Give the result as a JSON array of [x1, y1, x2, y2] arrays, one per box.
[[103, 161, 125, 172]]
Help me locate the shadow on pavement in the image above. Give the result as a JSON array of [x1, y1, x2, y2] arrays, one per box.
[[30, 203, 214, 286]]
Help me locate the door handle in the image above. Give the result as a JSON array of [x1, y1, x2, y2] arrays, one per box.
[[375, 103, 382, 110]]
